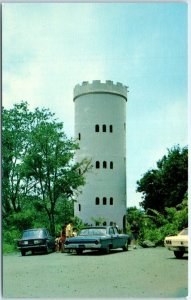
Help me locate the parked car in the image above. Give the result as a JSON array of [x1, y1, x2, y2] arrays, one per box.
[[17, 228, 55, 256], [64, 226, 130, 255], [164, 228, 188, 258]]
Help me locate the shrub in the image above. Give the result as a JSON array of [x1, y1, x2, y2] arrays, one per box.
[[3, 228, 21, 254], [127, 197, 188, 247]]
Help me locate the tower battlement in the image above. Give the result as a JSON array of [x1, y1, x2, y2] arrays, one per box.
[[73, 80, 128, 101]]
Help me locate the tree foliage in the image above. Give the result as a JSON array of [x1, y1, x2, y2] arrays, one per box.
[[3, 102, 34, 214], [2, 101, 91, 235], [136, 145, 188, 212], [126, 193, 188, 246]]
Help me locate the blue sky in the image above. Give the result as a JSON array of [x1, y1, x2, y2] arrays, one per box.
[[3, 2, 188, 208]]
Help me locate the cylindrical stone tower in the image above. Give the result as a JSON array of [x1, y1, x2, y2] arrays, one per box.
[[73, 80, 127, 230]]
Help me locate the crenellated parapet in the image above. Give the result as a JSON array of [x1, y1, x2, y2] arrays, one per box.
[[73, 80, 128, 101]]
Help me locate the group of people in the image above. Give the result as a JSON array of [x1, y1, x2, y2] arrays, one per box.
[[55, 219, 140, 252], [55, 221, 77, 253]]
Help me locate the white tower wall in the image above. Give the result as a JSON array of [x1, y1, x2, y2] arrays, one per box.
[[73, 80, 127, 230]]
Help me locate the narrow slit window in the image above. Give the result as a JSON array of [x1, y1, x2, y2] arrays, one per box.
[[78, 133, 81, 140], [103, 197, 107, 205], [110, 125, 113, 133], [79, 204, 81, 211], [103, 161, 107, 169], [95, 124, 99, 132], [110, 161, 113, 169], [103, 124, 106, 132], [110, 197, 113, 205], [96, 161, 100, 169], [95, 197, 100, 205]]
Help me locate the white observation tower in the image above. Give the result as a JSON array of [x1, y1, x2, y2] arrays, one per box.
[[73, 80, 128, 231]]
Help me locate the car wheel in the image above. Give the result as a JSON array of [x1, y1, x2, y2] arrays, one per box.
[[104, 246, 110, 254], [174, 251, 184, 259], [122, 241, 128, 251], [45, 243, 51, 254], [21, 250, 26, 256], [76, 249, 83, 255]]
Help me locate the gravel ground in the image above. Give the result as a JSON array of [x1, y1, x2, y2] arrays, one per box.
[[3, 246, 188, 298]]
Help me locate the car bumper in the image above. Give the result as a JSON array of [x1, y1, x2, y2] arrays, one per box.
[[64, 243, 102, 250], [165, 246, 188, 253], [18, 245, 47, 251]]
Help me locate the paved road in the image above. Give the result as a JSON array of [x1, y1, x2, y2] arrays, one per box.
[[3, 247, 188, 298]]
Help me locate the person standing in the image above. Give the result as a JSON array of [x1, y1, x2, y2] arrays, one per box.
[[60, 224, 66, 253], [66, 221, 73, 238], [130, 220, 140, 249], [55, 234, 61, 252], [72, 228, 78, 237]]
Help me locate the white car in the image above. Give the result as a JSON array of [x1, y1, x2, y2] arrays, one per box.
[[164, 228, 188, 258]]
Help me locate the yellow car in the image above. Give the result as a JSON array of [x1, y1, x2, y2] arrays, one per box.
[[164, 228, 188, 258]]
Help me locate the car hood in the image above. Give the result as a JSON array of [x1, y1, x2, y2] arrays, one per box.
[[21, 237, 45, 241], [165, 235, 187, 241]]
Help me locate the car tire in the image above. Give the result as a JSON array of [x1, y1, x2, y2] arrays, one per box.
[[76, 249, 83, 255], [45, 243, 51, 254], [21, 250, 26, 256], [174, 251, 184, 259], [104, 245, 110, 254], [122, 242, 128, 251]]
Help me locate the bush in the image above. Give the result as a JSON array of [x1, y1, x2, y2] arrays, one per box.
[[3, 228, 21, 254], [3, 243, 17, 254], [127, 197, 188, 247], [4, 210, 35, 232]]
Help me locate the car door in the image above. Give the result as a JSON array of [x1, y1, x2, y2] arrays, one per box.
[[45, 229, 54, 249], [109, 227, 120, 249], [113, 227, 125, 248]]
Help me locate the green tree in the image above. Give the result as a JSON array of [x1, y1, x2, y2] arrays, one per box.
[[2, 101, 91, 235], [22, 113, 91, 235], [126, 195, 188, 246], [126, 206, 144, 225], [136, 145, 188, 212], [2, 102, 37, 216]]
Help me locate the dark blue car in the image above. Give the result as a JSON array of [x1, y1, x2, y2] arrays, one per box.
[[18, 228, 55, 256], [64, 226, 130, 254]]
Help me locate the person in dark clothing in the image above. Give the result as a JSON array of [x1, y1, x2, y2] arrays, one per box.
[[130, 220, 140, 249]]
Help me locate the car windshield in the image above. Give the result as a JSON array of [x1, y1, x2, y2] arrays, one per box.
[[79, 228, 107, 236], [22, 230, 44, 239], [179, 228, 188, 235]]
